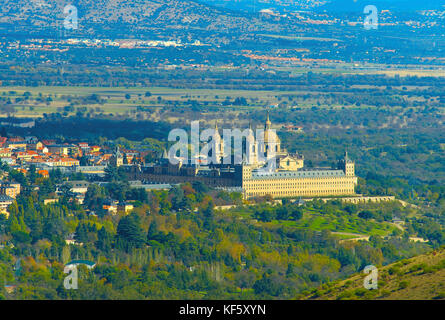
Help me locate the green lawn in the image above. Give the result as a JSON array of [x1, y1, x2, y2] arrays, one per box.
[[224, 205, 397, 238]]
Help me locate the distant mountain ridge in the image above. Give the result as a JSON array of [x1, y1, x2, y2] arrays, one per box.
[[195, 0, 444, 13], [318, 0, 445, 12], [0, 0, 441, 40], [196, 0, 328, 13], [0, 0, 288, 37]]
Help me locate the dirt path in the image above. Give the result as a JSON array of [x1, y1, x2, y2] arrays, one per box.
[[333, 232, 370, 243]]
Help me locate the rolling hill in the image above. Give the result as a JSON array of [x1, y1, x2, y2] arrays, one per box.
[[305, 248, 445, 300], [0, 0, 291, 38]]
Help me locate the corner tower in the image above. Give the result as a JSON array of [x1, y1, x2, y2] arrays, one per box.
[[338, 151, 355, 176], [246, 122, 258, 165]]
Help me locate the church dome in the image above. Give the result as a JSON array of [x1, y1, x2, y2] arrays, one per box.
[[264, 129, 280, 144], [263, 110, 279, 143]]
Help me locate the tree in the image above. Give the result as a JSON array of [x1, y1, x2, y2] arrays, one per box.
[[359, 210, 374, 220], [105, 165, 119, 182], [291, 207, 303, 220], [43, 217, 68, 242], [286, 263, 295, 277], [0, 127, 7, 137], [147, 220, 159, 241], [84, 184, 106, 211], [115, 213, 145, 252], [276, 206, 291, 220], [255, 208, 274, 222], [107, 182, 128, 202], [233, 97, 247, 106], [11, 230, 31, 245], [253, 274, 284, 297], [74, 223, 89, 243], [127, 188, 148, 203], [59, 184, 73, 204], [170, 186, 184, 211], [235, 270, 255, 292], [202, 199, 215, 230], [96, 227, 112, 252], [192, 181, 209, 194]]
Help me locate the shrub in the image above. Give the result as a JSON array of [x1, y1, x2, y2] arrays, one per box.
[[354, 288, 368, 297], [398, 281, 409, 290], [378, 280, 386, 288], [433, 292, 445, 300], [337, 290, 355, 300], [388, 266, 399, 275], [408, 263, 425, 273], [379, 290, 391, 298]]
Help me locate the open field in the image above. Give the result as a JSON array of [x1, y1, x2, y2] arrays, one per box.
[[244, 63, 445, 77], [0, 85, 353, 118], [1, 80, 442, 119]]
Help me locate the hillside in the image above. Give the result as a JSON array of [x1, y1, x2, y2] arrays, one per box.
[[305, 248, 445, 300], [0, 0, 289, 38]]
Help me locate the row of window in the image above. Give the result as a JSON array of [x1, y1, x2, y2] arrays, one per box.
[[246, 189, 354, 196], [245, 180, 354, 190]]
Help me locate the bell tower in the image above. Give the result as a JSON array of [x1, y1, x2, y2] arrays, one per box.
[[338, 151, 355, 176], [262, 110, 281, 159], [246, 122, 258, 165], [213, 121, 225, 163], [110, 146, 124, 167]]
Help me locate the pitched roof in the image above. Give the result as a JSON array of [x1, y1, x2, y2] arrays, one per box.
[[251, 169, 346, 180]]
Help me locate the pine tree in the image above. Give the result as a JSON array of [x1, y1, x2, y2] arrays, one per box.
[[75, 223, 88, 243], [115, 213, 145, 252], [147, 220, 158, 241], [97, 227, 112, 253]]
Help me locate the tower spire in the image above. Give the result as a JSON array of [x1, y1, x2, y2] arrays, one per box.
[[215, 120, 218, 132], [265, 110, 271, 129]]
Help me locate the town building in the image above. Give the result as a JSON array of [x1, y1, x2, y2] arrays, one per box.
[[109, 146, 124, 167], [0, 194, 14, 216], [117, 202, 134, 214], [0, 182, 21, 199], [65, 180, 90, 194]]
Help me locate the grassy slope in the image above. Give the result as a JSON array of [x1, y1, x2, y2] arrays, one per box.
[[305, 248, 445, 300]]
